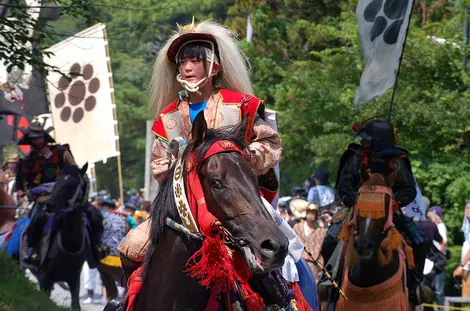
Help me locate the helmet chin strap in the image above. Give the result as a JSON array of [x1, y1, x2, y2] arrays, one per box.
[[175, 40, 217, 95]]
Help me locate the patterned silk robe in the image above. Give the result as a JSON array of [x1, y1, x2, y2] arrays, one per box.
[[150, 88, 281, 202]]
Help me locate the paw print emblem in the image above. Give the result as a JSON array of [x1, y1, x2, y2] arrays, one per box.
[[54, 63, 100, 123], [363, 0, 409, 44]]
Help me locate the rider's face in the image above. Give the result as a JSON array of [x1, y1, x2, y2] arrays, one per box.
[[361, 139, 372, 149], [7, 162, 17, 172], [31, 136, 46, 149], [466, 204, 470, 218], [179, 57, 207, 84]]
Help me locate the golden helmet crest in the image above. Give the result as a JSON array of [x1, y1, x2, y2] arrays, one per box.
[[176, 16, 196, 34]]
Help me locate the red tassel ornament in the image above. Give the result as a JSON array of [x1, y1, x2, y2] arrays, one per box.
[[185, 235, 236, 290]]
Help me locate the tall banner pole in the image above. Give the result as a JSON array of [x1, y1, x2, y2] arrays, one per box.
[[103, 27, 124, 205]]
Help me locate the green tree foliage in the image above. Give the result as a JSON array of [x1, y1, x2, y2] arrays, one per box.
[[0, 0, 96, 78]]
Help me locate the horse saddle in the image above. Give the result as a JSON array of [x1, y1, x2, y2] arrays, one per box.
[[29, 182, 55, 196], [28, 183, 56, 203]]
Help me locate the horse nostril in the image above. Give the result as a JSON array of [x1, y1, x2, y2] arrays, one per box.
[[260, 239, 281, 257]]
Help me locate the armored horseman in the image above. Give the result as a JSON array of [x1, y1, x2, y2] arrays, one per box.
[[117, 19, 310, 310], [337, 119, 416, 208], [321, 118, 430, 307], [16, 121, 76, 266]]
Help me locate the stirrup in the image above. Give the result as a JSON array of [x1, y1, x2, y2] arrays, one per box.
[[24, 249, 40, 266]]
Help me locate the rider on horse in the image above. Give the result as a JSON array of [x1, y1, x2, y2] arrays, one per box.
[[336, 118, 416, 208], [16, 121, 76, 266], [118, 19, 305, 291], [322, 118, 430, 306]]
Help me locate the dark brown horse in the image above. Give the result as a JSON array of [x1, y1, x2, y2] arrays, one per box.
[[134, 113, 289, 310], [24, 164, 103, 310], [336, 169, 409, 311]]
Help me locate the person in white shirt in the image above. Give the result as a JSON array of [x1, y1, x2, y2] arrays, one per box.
[[454, 202, 470, 296], [427, 205, 447, 309]]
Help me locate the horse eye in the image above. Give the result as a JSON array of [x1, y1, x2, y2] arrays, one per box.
[[211, 179, 223, 190]]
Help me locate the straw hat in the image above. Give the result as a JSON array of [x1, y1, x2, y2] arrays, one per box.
[[290, 199, 318, 218], [1, 153, 19, 170]]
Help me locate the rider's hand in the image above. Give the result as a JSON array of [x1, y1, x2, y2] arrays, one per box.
[[242, 148, 252, 163], [454, 266, 464, 277]]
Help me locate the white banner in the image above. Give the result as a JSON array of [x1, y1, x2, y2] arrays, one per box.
[[354, 0, 413, 106], [45, 23, 118, 167]]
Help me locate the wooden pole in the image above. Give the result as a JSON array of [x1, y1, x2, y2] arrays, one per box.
[[103, 26, 124, 206]]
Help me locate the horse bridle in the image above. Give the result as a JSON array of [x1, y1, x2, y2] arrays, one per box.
[[52, 171, 88, 215], [351, 184, 395, 251], [169, 138, 251, 249]]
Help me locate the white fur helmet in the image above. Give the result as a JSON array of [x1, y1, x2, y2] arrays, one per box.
[[148, 19, 254, 116]]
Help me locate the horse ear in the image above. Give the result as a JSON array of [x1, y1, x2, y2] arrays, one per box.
[[81, 163, 88, 175], [191, 112, 207, 146], [360, 166, 371, 183], [386, 169, 398, 187]]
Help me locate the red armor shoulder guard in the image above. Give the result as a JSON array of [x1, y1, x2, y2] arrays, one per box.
[[151, 99, 179, 142], [219, 89, 264, 142]]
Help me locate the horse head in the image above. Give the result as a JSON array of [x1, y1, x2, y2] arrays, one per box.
[[47, 163, 88, 212], [353, 166, 397, 262], [189, 113, 288, 273]]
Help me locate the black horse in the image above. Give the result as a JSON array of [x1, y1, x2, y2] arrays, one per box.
[[24, 164, 103, 310], [131, 113, 289, 310]]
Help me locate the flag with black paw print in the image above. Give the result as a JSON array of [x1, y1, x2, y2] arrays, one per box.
[[354, 0, 413, 106]]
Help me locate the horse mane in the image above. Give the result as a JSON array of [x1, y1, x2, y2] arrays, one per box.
[[61, 164, 81, 175], [54, 165, 90, 208], [142, 122, 248, 282], [192, 123, 247, 168]]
